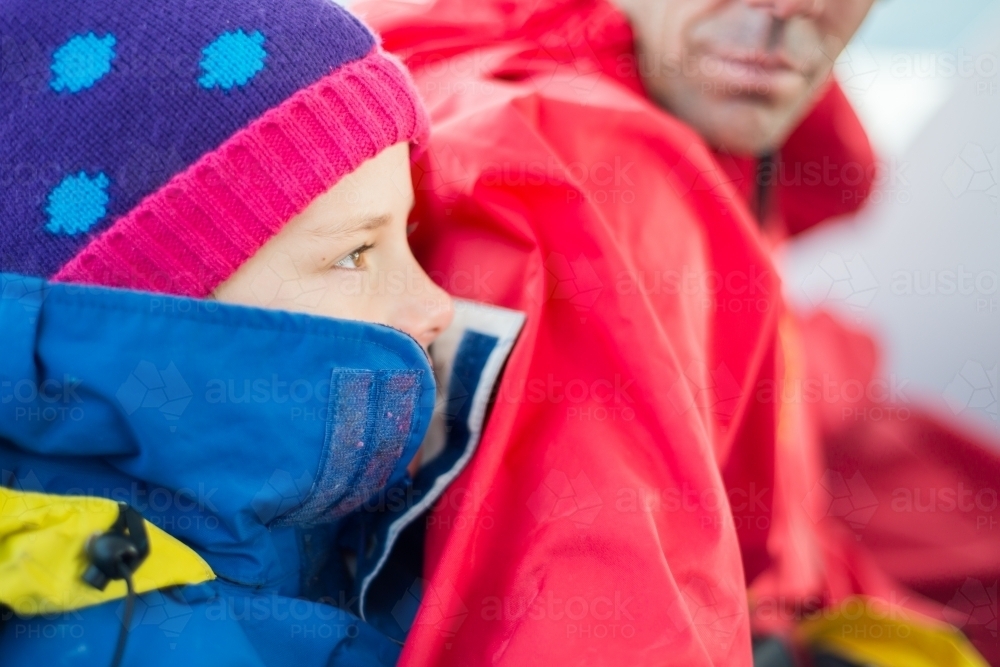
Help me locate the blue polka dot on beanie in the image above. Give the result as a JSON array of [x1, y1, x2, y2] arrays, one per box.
[[199, 30, 268, 90], [50, 32, 116, 93], [0, 0, 378, 277], [45, 171, 111, 235]]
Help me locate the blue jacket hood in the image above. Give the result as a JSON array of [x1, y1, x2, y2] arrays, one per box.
[[0, 273, 435, 592]]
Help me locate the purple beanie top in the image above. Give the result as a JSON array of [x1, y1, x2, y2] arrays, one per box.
[[0, 0, 429, 296]]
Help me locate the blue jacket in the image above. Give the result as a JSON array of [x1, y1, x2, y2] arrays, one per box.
[[0, 273, 524, 666]]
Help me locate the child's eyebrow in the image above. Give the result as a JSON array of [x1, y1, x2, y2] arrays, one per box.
[[307, 213, 391, 239]]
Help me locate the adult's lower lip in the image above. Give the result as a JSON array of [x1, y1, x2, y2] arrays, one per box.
[[696, 53, 804, 98]]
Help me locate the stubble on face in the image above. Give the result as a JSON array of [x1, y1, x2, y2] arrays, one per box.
[[616, 0, 875, 155]]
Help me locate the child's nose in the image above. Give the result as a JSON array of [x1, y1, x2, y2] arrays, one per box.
[[396, 265, 455, 349]]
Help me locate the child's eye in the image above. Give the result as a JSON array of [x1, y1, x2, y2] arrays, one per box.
[[334, 244, 372, 270]]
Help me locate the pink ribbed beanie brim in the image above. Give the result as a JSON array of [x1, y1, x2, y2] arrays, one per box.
[[55, 48, 429, 297]]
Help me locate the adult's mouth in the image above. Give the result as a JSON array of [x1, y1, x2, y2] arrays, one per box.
[[697, 48, 807, 98]]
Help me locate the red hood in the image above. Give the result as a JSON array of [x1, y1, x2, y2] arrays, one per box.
[[355, 1, 891, 666], [359, 0, 877, 236], [360, 4, 1000, 665]]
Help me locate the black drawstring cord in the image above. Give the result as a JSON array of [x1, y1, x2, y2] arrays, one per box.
[[755, 152, 775, 227], [110, 566, 136, 667], [81, 502, 149, 667]]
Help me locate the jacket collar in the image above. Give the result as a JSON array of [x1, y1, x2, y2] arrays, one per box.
[[0, 273, 435, 588]]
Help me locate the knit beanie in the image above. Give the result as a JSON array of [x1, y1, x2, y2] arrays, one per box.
[[0, 0, 429, 297]]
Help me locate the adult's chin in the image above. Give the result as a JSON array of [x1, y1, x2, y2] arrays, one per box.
[[684, 98, 790, 156]]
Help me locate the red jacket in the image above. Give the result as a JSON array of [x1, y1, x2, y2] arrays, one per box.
[[357, 0, 1000, 664]]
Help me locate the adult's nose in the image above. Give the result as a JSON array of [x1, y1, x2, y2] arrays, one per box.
[[742, 0, 825, 20]]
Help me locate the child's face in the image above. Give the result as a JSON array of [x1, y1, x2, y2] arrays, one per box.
[[214, 142, 453, 349]]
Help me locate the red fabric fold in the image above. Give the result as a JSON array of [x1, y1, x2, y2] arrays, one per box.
[[358, 0, 1000, 663]]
